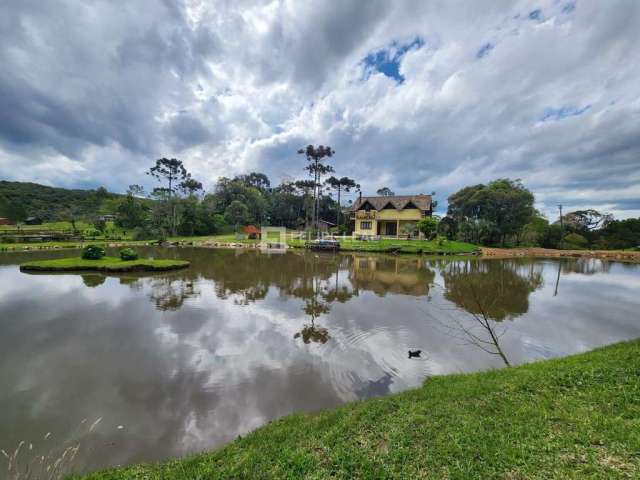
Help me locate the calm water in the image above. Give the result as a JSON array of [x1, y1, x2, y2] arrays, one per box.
[[1, 247, 639, 474]]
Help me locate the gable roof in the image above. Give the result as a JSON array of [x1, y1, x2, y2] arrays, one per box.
[[350, 195, 432, 212]]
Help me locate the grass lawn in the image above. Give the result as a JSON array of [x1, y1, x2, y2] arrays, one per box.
[[72, 340, 640, 479], [288, 237, 479, 254], [20, 256, 190, 272]]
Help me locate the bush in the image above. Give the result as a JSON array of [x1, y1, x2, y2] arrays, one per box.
[[417, 217, 438, 240], [81, 244, 105, 260], [132, 226, 166, 241], [563, 233, 588, 249], [119, 248, 139, 261]]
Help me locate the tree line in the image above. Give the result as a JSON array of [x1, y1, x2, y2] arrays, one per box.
[[439, 178, 639, 250], [117, 146, 361, 240]]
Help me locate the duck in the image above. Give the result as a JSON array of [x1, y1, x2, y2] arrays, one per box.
[[408, 349, 422, 358]]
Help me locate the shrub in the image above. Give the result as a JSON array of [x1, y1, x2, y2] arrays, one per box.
[[81, 244, 105, 260], [563, 233, 588, 249], [119, 248, 139, 261], [417, 217, 438, 240], [132, 226, 166, 241]]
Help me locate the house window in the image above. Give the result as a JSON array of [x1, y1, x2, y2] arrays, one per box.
[[360, 221, 372, 230]]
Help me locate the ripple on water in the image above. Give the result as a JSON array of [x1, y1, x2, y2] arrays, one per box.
[[324, 325, 432, 400]]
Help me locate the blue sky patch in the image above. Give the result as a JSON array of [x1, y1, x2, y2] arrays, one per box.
[[477, 42, 494, 59], [562, 2, 576, 14], [541, 104, 591, 122], [529, 9, 542, 20], [362, 36, 424, 84]]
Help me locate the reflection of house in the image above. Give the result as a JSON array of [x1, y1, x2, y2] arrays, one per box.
[[349, 255, 433, 296], [350, 195, 432, 238]]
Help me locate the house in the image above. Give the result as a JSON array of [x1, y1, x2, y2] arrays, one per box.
[[350, 194, 432, 238], [242, 224, 261, 239], [0, 217, 15, 225], [24, 217, 43, 225], [317, 219, 336, 232], [98, 214, 116, 222]]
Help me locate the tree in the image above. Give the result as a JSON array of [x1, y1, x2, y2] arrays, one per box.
[[298, 145, 335, 234], [447, 179, 535, 246], [147, 158, 192, 235], [596, 218, 640, 249], [417, 216, 438, 239], [437, 216, 458, 240], [376, 187, 395, 196], [224, 200, 250, 227], [147, 158, 190, 197], [179, 178, 204, 196], [325, 176, 357, 231], [561, 209, 613, 233], [235, 172, 271, 190]]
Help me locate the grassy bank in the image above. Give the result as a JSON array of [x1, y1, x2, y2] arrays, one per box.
[[74, 340, 640, 479], [20, 256, 190, 272], [288, 238, 479, 254]]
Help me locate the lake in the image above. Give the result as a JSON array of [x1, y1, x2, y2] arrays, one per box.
[[1, 247, 639, 475]]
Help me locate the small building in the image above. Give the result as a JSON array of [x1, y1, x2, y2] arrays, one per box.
[[98, 214, 116, 222], [350, 194, 432, 238], [24, 216, 43, 225], [0, 217, 15, 225], [243, 224, 261, 239], [317, 219, 336, 232]]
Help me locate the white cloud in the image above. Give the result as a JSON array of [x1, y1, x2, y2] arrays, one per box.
[[1, 0, 639, 217]]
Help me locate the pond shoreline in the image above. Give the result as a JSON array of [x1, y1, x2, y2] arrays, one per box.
[[75, 340, 640, 479], [482, 246, 640, 263]]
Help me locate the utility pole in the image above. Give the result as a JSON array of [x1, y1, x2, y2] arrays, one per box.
[[558, 204, 564, 249]]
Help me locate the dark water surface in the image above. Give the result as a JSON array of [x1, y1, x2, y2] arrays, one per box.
[[1, 247, 639, 474]]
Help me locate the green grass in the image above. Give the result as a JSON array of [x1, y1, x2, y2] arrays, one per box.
[[72, 340, 640, 479], [288, 238, 479, 254], [20, 256, 190, 272]]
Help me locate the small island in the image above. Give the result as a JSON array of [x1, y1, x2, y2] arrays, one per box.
[[20, 256, 190, 273], [20, 245, 189, 273]]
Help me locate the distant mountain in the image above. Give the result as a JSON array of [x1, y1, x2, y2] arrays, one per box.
[[0, 181, 125, 222]]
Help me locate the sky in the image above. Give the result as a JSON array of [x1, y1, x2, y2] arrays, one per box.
[[1, 0, 639, 219]]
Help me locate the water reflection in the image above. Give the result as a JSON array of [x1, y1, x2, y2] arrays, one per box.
[[0, 248, 639, 476], [431, 260, 545, 366]]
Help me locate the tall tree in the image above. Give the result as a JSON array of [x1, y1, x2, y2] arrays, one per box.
[[298, 145, 335, 234], [376, 187, 395, 196], [147, 158, 192, 235], [325, 176, 357, 230], [447, 179, 534, 246], [179, 178, 204, 196]]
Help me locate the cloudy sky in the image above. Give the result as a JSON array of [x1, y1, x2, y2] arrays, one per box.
[[1, 0, 639, 218]]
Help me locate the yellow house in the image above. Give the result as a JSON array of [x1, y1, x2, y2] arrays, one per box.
[[350, 194, 433, 238]]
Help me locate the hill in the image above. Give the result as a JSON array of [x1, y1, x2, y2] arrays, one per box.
[[0, 181, 124, 222]]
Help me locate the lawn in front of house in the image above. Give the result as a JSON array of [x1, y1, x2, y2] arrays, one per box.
[[288, 237, 479, 254]]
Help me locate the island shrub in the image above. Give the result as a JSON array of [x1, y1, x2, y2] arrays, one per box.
[[119, 248, 139, 261], [81, 244, 105, 260]]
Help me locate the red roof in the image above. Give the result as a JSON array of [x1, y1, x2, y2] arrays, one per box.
[[243, 225, 260, 235]]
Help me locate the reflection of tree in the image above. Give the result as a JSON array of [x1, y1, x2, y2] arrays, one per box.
[[81, 274, 106, 288], [294, 267, 332, 345], [432, 260, 544, 366], [442, 260, 543, 321], [148, 277, 200, 311]]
